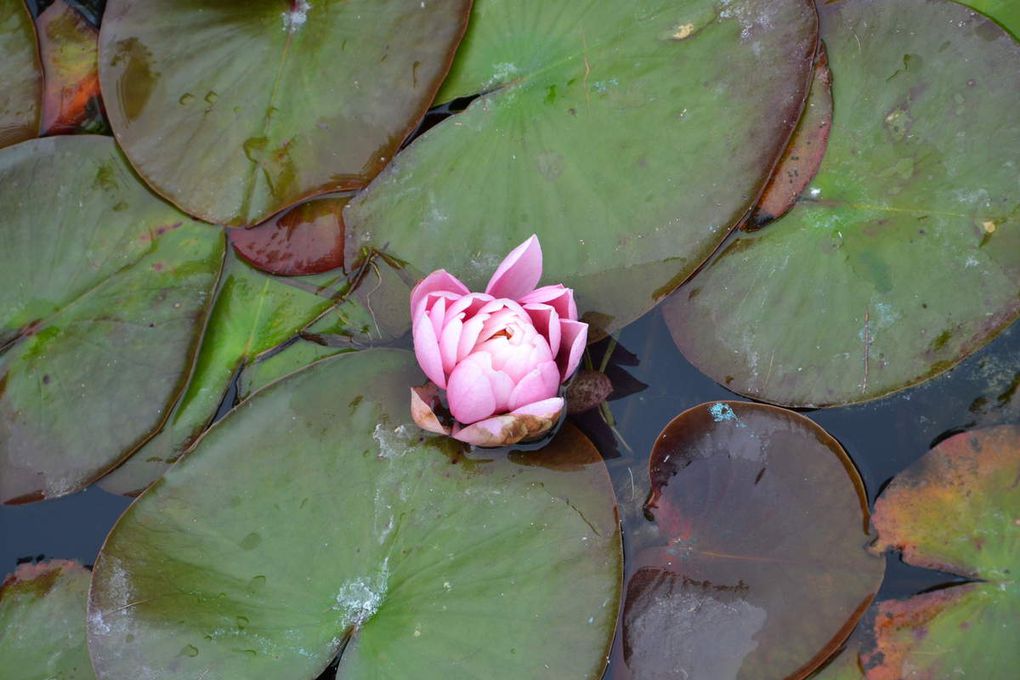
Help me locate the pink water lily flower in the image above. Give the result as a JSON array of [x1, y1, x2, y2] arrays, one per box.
[[410, 235, 588, 447]]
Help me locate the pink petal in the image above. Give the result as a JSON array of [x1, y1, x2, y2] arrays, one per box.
[[457, 313, 488, 362], [487, 368, 515, 414], [485, 235, 543, 300], [413, 291, 461, 328], [445, 292, 494, 324], [438, 315, 462, 375], [413, 311, 446, 388], [410, 385, 451, 435], [452, 398, 564, 447], [508, 360, 560, 411], [519, 285, 578, 321], [523, 303, 561, 358], [478, 297, 530, 318], [410, 269, 470, 314], [558, 319, 588, 383], [447, 356, 498, 424], [511, 396, 565, 420], [428, 296, 447, 339]]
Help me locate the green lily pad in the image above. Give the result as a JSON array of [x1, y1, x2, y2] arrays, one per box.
[[0, 135, 224, 504], [345, 0, 818, 337], [37, 0, 106, 135], [237, 340, 352, 401], [229, 196, 348, 276], [0, 560, 95, 679], [664, 0, 1020, 407], [99, 0, 472, 226], [1, 0, 42, 148], [623, 401, 884, 680], [88, 349, 622, 679], [963, 1, 1020, 37], [98, 253, 351, 496], [863, 425, 1020, 679]]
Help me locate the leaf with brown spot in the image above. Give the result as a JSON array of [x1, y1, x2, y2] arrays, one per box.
[[229, 196, 347, 276]]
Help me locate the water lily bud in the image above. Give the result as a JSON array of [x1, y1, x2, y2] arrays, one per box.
[[409, 235, 588, 447]]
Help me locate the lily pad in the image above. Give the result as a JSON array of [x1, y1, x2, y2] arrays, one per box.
[[229, 196, 348, 276], [88, 349, 622, 679], [963, 1, 1019, 37], [623, 401, 883, 680], [1, 0, 42, 148], [237, 341, 352, 401], [99, 0, 472, 226], [37, 0, 105, 135], [98, 253, 350, 496], [344, 0, 818, 337], [863, 425, 1020, 679], [0, 560, 95, 679], [0, 135, 224, 504], [664, 0, 1020, 407], [751, 46, 832, 227]]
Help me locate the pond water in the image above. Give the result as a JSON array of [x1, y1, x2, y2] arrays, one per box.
[[2, 303, 1015, 676]]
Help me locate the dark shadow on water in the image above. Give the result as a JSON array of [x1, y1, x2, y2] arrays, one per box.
[[0, 486, 132, 570]]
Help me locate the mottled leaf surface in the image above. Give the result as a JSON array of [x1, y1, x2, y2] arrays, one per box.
[[864, 425, 1020, 679], [623, 401, 883, 680], [0, 560, 95, 679], [345, 0, 818, 337], [99, 0, 472, 226], [88, 350, 622, 679], [0, 0, 42, 147], [0, 136, 223, 503], [665, 0, 1020, 407]]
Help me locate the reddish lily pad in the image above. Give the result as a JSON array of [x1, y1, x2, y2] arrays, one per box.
[[0, 560, 95, 679], [88, 350, 622, 679], [665, 0, 1020, 408], [750, 46, 833, 227], [622, 401, 884, 680], [1, 0, 42, 148], [864, 425, 1020, 679], [229, 196, 348, 276], [36, 0, 105, 135], [99, 0, 472, 226], [0, 135, 224, 504], [344, 0, 818, 337]]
